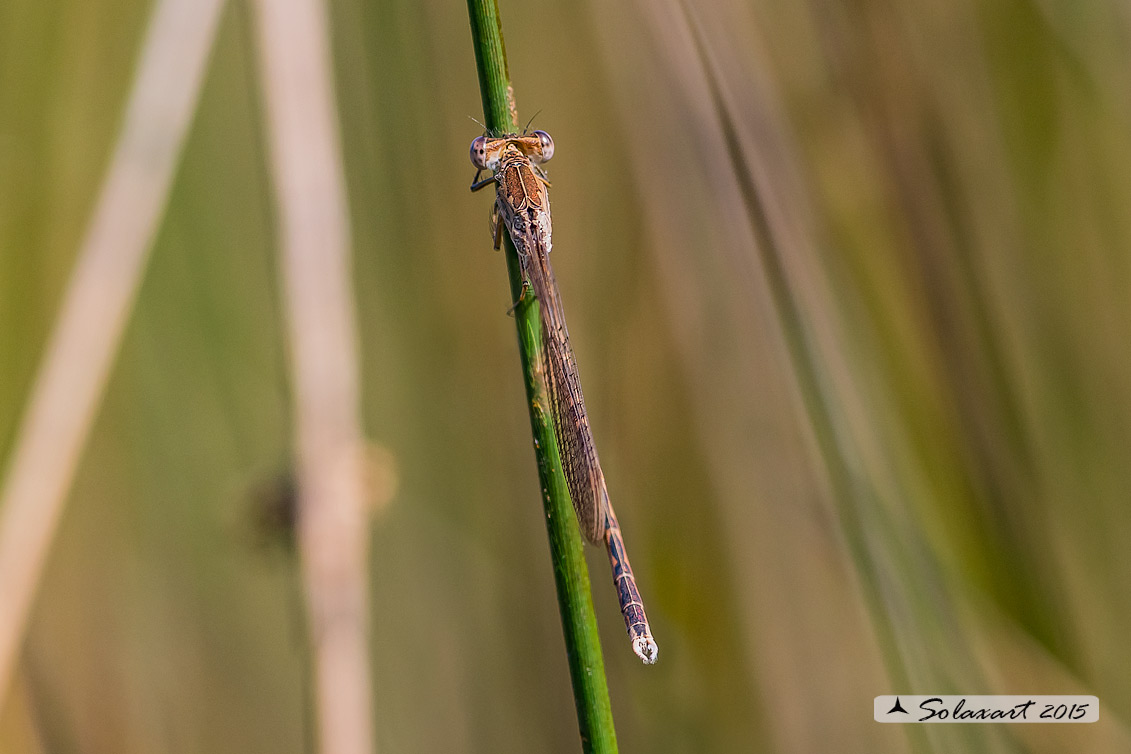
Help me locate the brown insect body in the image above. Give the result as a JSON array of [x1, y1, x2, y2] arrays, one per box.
[[470, 132, 658, 663], [492, 143, 609, 545], [498, 147, 548, 214]]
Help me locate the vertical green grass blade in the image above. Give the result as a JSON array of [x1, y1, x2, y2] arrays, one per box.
[[466, 2, 619, 751]]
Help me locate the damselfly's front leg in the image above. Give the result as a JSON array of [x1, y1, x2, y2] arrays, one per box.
[[470, 169, 496, 192]]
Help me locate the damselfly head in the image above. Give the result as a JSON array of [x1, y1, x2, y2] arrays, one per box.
[[471, 131, 553, 170], [470, 135, 492, 170], [531, 130, 554, 163]]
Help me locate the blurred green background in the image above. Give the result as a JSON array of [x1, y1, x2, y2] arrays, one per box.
[[2, 0, 1131, 751]]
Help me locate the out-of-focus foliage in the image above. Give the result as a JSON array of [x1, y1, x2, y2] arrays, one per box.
[[2, 0, 1130, 751]]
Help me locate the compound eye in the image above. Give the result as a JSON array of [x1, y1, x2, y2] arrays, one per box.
[[533, 130, 554, 163], [470, 136, 489, 169]]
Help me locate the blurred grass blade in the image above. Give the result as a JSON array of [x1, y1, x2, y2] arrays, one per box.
[[673, 4, 1019, 751], [0, 0, 226, 711], [252, 0, 375, 752]]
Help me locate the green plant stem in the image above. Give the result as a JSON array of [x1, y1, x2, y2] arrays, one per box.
[[466, 2, 619, 752]]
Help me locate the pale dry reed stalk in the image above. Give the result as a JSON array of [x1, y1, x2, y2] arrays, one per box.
[[0, 0, 226, 711], [252, 0, 375, 752]]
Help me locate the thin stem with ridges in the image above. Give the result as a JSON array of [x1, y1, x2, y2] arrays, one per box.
[[466, 1, 618, 751]]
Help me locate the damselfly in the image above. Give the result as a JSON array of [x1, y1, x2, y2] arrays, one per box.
[[470, 130, 658, 664]]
